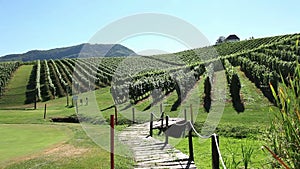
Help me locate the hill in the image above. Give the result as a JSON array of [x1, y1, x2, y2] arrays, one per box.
[[0, 43, 137, 62], [0, 33, 299, 168]]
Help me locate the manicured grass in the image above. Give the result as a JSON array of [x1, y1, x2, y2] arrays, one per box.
[[0, 65, 33, 108], [0, 124, 69, 166], [3, 124, 134, 169], [0, 97, 75, 124], [1, 87, 135, 169]]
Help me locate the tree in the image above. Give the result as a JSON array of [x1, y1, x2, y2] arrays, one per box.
[[216, 36, 225, 44]]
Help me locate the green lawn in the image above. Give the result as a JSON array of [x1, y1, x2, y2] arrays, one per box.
[[0, 65, 33, 108], [0, 124, 69, 166], [158, 136, 268, 169], [0, 86, 134, 169], [0, 96, 76, 124], [3, 124, 134, 169]]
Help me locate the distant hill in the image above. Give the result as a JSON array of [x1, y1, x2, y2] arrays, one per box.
[[0, 43, 137, 62]]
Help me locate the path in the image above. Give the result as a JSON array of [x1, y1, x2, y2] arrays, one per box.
[[119, 118, 197, 169]]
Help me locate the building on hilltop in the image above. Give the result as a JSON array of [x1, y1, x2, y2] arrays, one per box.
[[224, 34, 240, 42]]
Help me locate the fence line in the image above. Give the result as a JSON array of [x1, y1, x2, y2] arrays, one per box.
[[149, 111, 228, 169], [188, 121, 211, 139], [187, 121, 227, 169]]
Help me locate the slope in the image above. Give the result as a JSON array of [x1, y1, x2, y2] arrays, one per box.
[[0, 65, 33, 108], [0, 43, 137, 62]]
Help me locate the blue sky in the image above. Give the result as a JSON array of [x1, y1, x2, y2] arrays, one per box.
[[0, 0, 299, 56]]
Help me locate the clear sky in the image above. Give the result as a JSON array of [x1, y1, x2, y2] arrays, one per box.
[[0, 0, 299, 56]]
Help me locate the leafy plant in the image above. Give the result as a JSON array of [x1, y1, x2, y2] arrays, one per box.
[[267, 61, 300, 168], [224, 141, 255, 169], [224, 145, 241, 169], [241, 143, 254, 169]]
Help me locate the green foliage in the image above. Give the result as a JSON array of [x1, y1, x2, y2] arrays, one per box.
[[241, 143, 255, 168], [25, 63, 37, 104], [268, 63, 300, 168], [224, 141, 255, 169], [223, 59, 244, 112], [203, 76, 211, 112], [0, 65, 32, 107], [0, 62, 20, 97]]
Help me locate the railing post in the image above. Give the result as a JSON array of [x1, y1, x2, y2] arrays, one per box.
[[188, 127, 194, 161], [132, 107, 135, 124], [150, 113, 153, 137], [160, 103, 164, 129], [161, 112, 164, 129], [212, 134, 220, 169], [110, 115, 114, 169], [165, 115, 169, 144]]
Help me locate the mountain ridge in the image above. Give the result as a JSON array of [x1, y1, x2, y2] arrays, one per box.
[[0, 43, 137, 62]]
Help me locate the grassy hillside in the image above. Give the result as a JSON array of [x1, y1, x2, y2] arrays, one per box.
[[0, 65, 33, 108], [0, 32, 299, 168]]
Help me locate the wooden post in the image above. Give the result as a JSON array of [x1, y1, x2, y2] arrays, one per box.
[[43, 104, 47, 119], [114, 105, 118, 125], [160, 103, 162, 113], [66, 86, 69, 106], [34, 98, 37, 110], [150, 113, 153, 137], [132, 107, 135, 124], [165, 115, 169, 144], [188, 129, 194, 161], [71, 96, 74, 107], [75, 100, 78, 114], [34, 88, 37, 109], [160, 103, 164, 129], [161, 112, 164, 129], [66, 93, 69, 106], [184, 109, 187, 121], [212, 134, 220, 169], [190, 104, 194, 124], [110, 115, 114, 169], [85, 97, 88, 106]]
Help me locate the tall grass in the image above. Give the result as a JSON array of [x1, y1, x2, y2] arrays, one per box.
[[224, 142, 255, 169], [268, 62, 300, 168]]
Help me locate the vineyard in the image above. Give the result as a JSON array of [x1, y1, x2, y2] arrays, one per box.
[[1, 33, 296, 111], [0, 33, 300, 168], [0, 62, 20, 97]]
